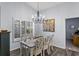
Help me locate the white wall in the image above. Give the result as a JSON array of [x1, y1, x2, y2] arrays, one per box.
[[1, 2, 79, 51], [40, 2, 79, 49], [0, 2, 36, 51]]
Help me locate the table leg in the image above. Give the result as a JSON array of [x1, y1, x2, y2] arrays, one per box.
[[43, 50, 44, 56], [20, 43, 22, 56], [30, 48, 34, 56]]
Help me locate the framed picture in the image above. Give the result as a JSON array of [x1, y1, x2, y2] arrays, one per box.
[[43, 19, 55, 32]]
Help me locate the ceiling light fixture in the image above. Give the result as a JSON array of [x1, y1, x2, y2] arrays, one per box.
[[32, 2, 45, 23]]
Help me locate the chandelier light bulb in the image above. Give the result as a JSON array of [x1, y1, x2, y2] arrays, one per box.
[[32, 15, 34, 19]]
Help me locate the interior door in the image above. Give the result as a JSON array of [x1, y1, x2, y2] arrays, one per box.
[[66, 17, 79, 40]]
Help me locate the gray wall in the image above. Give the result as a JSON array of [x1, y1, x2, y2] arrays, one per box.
[[66, 17, 79, 40]]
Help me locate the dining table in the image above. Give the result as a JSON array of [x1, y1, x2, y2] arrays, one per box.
[[20, 36, 43, 56]]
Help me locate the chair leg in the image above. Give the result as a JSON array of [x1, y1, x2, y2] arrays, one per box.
[[20, 43, 22, 56], [66, 49, 72, 56], [47, 46, 51, 55], [30, 48, 34, 56], [42, 50, 44, 56], [42, 49, 46, 56], [41, 52, 42, 56], [51, 46, 54, 51]]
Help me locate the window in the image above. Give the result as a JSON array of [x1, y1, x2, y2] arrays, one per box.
[[12, 18, 33, 42]]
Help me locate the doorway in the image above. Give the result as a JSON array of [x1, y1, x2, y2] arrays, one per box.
[[66, 17, 79, 52]]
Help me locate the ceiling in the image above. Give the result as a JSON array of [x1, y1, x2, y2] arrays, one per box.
[[26, 2, 63, 11]]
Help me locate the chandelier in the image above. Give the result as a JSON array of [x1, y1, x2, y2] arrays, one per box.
[[32, 2, 45, 23]]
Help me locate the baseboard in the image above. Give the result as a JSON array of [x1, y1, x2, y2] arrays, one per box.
[[53, 45, 66, 50], [10, 47, 20, 52]]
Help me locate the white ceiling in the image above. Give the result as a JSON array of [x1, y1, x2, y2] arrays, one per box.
[[26, 2, 63, 11]]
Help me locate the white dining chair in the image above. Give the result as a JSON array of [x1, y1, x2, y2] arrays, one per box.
[[47, 34, 54, 55], [33, 37, 44, 56], [42, 37, 48, 56], [20, 34, 27, 56], [20, 34, 34, 56], [43, 34, 54, 56]]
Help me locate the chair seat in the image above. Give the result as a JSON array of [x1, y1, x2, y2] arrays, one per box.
[[33, 48, 42, 56], [43, 45, 48, 50]]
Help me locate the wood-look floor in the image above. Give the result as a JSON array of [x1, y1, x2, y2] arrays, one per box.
[[10, 46, 79, 56]]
